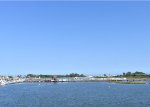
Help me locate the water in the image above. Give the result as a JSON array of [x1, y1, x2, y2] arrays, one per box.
[[0, 82, 150, 107]]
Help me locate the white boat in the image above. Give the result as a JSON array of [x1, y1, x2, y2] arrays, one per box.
[[0, 80, 7, 86]]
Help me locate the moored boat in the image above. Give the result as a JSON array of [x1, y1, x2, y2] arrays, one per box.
[[0, 80, 7, 86]]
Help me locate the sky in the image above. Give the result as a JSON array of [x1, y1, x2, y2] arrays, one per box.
[[0, 1, 150, 75]]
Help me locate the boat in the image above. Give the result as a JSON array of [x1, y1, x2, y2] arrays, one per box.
[[0, 80, 7, 86]]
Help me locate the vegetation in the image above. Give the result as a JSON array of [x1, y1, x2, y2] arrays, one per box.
[[26, 73, 86, 78], [113, 81, 145, 84], [116, 71, 150, 78], [65, 73, 86, 77]]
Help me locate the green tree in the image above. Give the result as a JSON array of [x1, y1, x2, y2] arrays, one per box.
[[123, 72, 126, 76], [126, 72, 132, 77]]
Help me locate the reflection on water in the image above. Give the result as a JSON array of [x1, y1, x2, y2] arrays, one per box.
[[0, 82, 150, 107]]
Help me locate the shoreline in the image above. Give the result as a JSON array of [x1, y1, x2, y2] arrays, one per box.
[[1, 80, 149, 86], [1, 77, 150, 86]]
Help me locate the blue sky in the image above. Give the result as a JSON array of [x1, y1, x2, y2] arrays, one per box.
[[0, 1, 150, 75]]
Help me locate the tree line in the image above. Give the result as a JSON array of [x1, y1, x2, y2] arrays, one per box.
[[116, 71, 150, 78], [26, 73, 86, 78]]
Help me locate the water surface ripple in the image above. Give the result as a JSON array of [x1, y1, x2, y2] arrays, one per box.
[[0, 82, 150, 107]]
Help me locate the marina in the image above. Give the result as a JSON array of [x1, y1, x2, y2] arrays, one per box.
[[0, 75, 127, 86], [0, 76, 139, 86]]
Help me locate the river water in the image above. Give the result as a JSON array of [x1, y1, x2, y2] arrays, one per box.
[[0, 82, 150, 107]]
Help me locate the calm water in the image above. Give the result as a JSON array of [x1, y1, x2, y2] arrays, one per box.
[[0, 82, 150, 107]]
